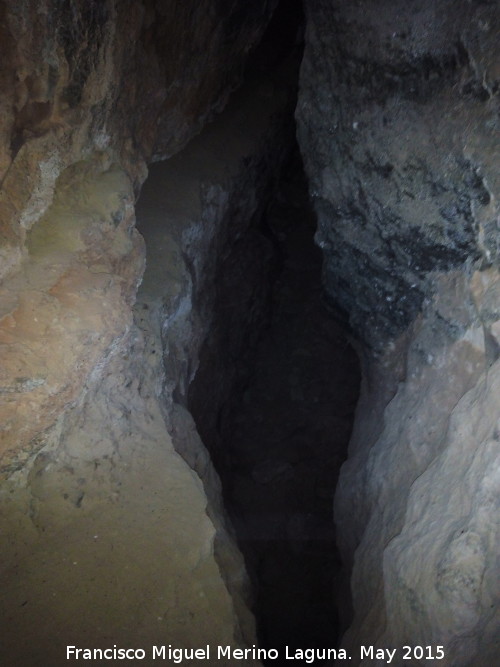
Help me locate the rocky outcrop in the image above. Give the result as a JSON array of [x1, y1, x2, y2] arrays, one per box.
[[0, 1, 285, 663], [4, 0, 498, 662], [297, 1, 500, 663], [297, 0, 499, 348], [0, 311, 256, 665], [0, 157, 144, 474], [335, 273, 500, 665], [0, 0, 276, 474]]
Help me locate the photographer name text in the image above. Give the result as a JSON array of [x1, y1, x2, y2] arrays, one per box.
[[67, 644, 445, 663]]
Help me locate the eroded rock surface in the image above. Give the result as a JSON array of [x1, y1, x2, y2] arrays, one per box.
[[0, 1, 286, 664], [1, 47, 299, 664], [0, 316, 253, 665], [0, 0, 277, 472], [0, 157, 144, 473], [335, 274, 500, 665], [298, 1, 500, 663], [297, 0, 499, 347]]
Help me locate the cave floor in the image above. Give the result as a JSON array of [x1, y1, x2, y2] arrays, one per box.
[[214, 155, 360, 654]]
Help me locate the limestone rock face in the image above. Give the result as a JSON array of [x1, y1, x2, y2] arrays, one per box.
[[297, 1, 500, 663], [335, 274, 500, 665], [0, 318, 256, 665], [0, 157, 144, 473], [297, 0, 499, 347], [0, 0, 276, 473], [0, 1, 283, 662]]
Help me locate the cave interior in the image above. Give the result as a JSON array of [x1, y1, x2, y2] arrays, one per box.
[[0, 0, 499, 665]]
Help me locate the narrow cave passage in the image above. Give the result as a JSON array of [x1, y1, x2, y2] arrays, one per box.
[[2, 0, 498, 663], [188, 149, 361, 657], [134, 0, 362, 653]]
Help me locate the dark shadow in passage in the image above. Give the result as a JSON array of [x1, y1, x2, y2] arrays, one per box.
[[189, 147, 360, 660]]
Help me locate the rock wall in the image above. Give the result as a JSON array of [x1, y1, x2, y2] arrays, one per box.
[[0, 308, 257, 665], [297, 1, 500, 664], [136, 62, 297, 636], [0, 1, 284, 664], [297, 0, 499, 348], [0, 0, 276, 473]]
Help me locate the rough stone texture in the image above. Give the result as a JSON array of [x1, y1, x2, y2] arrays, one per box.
[[335, 274, 500, 665], [0, 1, 284, 663], [189, 153, 360, 651], [298, 1, 500, 663], [0, 0, 276, 473], [0, 157, 144, 473], [297, 0, 500, 347], [0, 317, 257, 666], [0, 41, 296, 662], [150, 0, 280, 161]]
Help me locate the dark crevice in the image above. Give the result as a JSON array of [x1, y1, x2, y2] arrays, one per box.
[[188, 147, 360, 658], [137, 0, 362, 654]]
